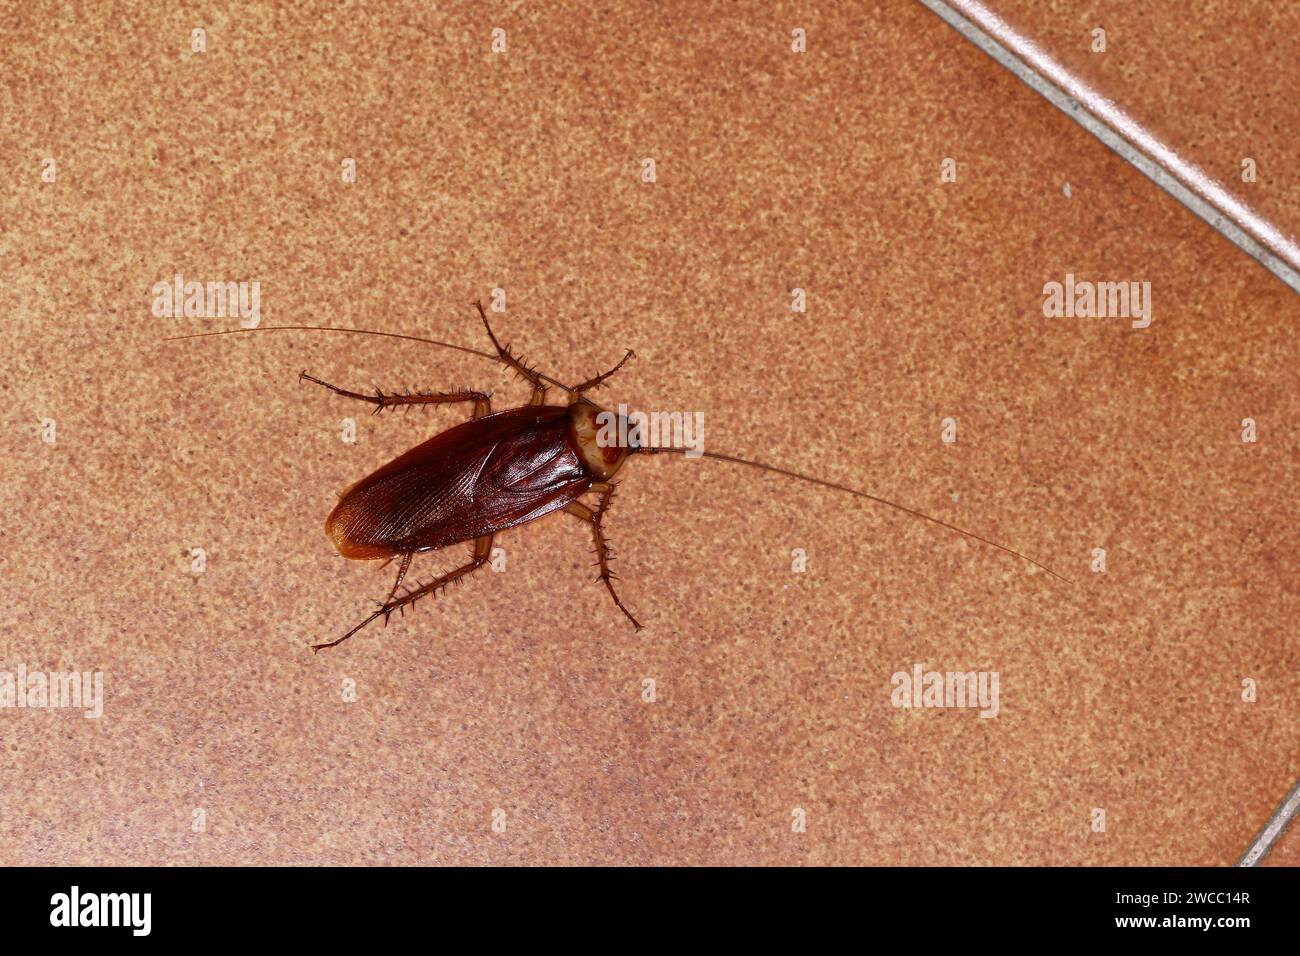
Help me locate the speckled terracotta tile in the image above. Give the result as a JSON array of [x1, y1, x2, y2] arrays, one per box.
[[0, 1, 1295, 866], [945, 0, 1300, 272]]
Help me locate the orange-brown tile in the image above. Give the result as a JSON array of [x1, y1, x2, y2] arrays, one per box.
[[0, 0, 1294, 865], [953, 0, 1300, 261]]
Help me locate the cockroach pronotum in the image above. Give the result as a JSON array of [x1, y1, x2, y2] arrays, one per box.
[[171, 303, 1065, 651]]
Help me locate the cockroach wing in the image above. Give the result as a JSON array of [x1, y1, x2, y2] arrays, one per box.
[[326, 405, 590, 559]]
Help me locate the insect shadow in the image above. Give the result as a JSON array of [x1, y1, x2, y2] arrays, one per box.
[[171, 304, 1066, 651]]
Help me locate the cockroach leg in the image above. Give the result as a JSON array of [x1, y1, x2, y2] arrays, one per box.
[[529, 385, 548, 407], [474, 300, 549, 392], [311, 535, 494, 652], [569, 349, 636, 395], [563, 485, 643, 631], [383, 552, 414, 605], [388, 534, 493, 615], [471, 301, 630, 397], [299, 371, 491, 418]]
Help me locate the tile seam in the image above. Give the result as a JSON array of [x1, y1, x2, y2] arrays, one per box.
[[917, 0, 1300, 295], [1237, 778, 1300, 866]]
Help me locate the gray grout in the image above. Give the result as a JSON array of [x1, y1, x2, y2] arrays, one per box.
[[917, 0, 1300, 295], [1238, 779, 1300, 866]]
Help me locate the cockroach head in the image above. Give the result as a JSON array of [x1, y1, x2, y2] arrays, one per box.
[[567, 397, 635, 481]]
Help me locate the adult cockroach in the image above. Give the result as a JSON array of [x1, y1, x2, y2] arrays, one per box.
[[171, 304, 1065, 651]]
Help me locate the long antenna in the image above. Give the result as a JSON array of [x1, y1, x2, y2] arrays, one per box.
[[170, 325, 1066, 582], [636, 446, 1068, 582], [164, 326, 575, 391]]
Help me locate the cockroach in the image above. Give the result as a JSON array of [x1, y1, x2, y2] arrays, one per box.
[[170, 303, 1065, 651]]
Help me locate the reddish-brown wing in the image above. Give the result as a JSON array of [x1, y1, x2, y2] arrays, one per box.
[[326, 405, 591, 559]]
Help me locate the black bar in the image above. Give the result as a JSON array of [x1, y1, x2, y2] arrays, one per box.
[[0, 865, 1291, 943]]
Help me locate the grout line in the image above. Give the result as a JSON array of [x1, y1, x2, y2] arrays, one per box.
[[1237, 779, 1300, 866], [916, 0, 1300, 295]]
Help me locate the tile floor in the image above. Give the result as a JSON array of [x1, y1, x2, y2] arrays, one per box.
[[0, 1, 1295, 865]]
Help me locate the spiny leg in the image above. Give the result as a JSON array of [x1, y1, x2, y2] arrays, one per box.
[[300, 371, 491, 418], [473, 300, 630, 399], [474, 300, 550, 394], [564, 483, 642, 631], [569, 348, 636, 395], [381, 552, 413, 605], [312, 535, 495, 652]]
